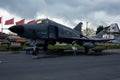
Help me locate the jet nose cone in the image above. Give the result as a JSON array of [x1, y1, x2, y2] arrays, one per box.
[[9, 25, 24, 33]]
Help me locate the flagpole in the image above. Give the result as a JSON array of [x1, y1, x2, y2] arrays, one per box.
[[1, 21, 3, 33], [0, 21, 1, 32], [1, 16, 3, 32]]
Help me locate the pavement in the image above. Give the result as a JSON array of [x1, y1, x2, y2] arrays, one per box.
[[0, 49, 120, 80]]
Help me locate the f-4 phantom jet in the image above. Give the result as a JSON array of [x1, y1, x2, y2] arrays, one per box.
[[9, 18, 112, 54]]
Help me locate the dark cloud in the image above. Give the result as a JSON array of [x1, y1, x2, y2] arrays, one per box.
[[0, 0, 120, 28], [0, 0, 47, 18]]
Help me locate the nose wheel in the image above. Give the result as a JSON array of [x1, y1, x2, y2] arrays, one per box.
[[31, 41, 38, 56], [43, 40, 48, 51]]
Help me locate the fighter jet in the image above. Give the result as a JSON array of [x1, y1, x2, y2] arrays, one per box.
[[9, 18, 112, 54], [104, 23, 120, 44]]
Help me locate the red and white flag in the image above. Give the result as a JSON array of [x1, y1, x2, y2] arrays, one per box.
[[16, 19, 25, 25], [5, 18, 14, 25], [27, 20, 35, 24]]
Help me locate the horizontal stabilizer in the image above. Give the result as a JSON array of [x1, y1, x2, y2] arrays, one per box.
[[95, 29, 106, 38]]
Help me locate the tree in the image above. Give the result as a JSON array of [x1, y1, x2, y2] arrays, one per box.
[[96, 25, 104, 34], [82, 28, 96, 36]]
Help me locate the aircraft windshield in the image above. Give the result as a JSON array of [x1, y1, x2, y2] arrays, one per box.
[[36, 19, 49, 24], [36, 20, 43, 24]]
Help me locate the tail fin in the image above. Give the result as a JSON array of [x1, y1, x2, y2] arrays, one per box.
[[95, 23, 120, 38], [74, 22, 83, 37], [108, 23, 120, 33]]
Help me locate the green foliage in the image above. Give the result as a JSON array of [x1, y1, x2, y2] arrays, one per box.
[[46, 45, 84, 55], [0, 44, 120, 51], [92, 46, 106, 52], [10, 46, 22, 51], [82, 28, 96, 36], [48, 45, 84, 50], [96, 25, 104, 34], [105, 45, 120, 49], [0, 44, 10, 51]]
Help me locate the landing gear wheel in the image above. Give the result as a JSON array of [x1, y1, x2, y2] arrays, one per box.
[[32, 48, 39, 56], [43, 45, 48, 51], [85, 48, 89, 54], [32, 50, 37, 56], [43, 40, 48, 51]]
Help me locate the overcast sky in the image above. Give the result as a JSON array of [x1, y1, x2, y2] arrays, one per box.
[[0, 0, 120, 30]]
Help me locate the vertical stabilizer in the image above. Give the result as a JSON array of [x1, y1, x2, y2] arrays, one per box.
[[95, 23, 120, 38], [108, 23, 120, 33], [74, 22, 83, 37]]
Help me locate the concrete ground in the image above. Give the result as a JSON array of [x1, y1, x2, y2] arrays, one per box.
[[0, 49, 120, 80]]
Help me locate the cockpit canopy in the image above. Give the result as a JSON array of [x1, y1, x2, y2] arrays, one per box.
[[35, 18, 57, 25], [36, 19, 49, 24]]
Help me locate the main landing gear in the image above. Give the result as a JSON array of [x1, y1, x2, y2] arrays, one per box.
[[84, 47, 90, 54]]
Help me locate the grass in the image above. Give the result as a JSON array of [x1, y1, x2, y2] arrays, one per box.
[[0, 44, 120, 51], [48, 45, 84, 50], [0, 44, 23, 51], [0, 44, 10, 51]]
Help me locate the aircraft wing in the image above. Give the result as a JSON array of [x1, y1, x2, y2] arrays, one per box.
[[83, 38, 114, 42], [60, 37, 114, 42]]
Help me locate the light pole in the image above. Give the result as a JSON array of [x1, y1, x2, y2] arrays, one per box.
[[86, 21, 88, 36]]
